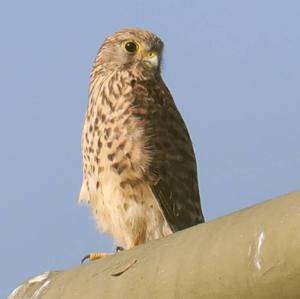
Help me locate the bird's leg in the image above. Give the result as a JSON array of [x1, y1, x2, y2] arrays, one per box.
[[81, 252, 112, 263], [81, 246, 125, 263]]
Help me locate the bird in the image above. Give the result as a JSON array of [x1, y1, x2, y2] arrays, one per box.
[[79, 28, 204, 261]]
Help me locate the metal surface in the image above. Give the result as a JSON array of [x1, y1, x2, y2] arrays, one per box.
[[8, 190, 300, 299]]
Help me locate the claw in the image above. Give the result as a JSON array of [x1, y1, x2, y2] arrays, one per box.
[[81, 252, 111, 263], [116, 246, 125, 252], [81, 254, 91, 264]]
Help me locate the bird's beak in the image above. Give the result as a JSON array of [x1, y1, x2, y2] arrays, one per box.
[[141, 51, 159, 69]]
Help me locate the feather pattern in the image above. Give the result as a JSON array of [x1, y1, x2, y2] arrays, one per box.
[[80, 28, 204, 248]]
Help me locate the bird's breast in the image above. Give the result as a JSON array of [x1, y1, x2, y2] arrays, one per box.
[[83, 78, 151, 190]]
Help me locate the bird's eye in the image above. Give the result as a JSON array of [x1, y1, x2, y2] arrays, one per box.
[[124, 41, 138, 53]]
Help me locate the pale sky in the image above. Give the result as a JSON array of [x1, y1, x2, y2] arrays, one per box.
[[1, 1, 300, 297]]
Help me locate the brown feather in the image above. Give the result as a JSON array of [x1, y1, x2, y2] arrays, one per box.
[[80, 28, 204, 248]]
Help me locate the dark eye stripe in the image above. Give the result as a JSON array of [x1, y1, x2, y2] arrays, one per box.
[[125, 42, 138, 53]]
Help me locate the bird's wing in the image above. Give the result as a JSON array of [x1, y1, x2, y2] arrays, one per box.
[[134, 78, 205, 232]]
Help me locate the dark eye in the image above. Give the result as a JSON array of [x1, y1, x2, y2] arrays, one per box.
[[124, 41, 138, 53]]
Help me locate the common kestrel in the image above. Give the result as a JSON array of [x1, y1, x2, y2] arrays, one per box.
[[79, 28, 204, 260]]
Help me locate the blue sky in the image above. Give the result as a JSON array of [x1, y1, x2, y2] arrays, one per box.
[[1, 1, 300, 297]]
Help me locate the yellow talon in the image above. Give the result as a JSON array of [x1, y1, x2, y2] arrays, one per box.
[[81, 252, 111, 263]]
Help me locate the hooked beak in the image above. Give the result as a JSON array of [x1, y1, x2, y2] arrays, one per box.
[[141, 51, 159, 69]]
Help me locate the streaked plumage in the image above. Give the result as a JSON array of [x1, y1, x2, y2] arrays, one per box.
[[80, 28, 204, 249]]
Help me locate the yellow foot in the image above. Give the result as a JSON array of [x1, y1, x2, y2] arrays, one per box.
[[81, 252, 111, 264]]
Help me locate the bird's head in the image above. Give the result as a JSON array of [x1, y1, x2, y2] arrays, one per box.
[[95, 28, 164, 74]]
